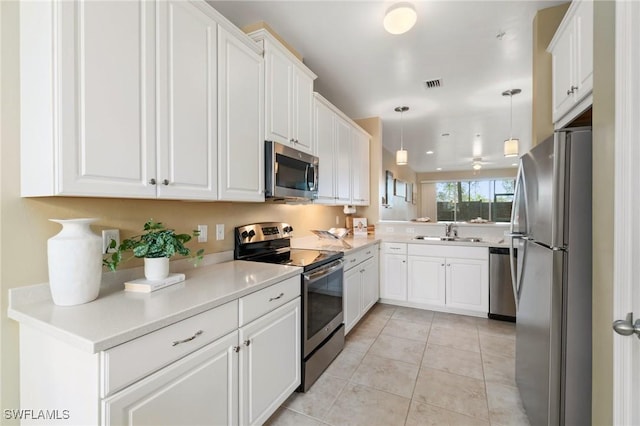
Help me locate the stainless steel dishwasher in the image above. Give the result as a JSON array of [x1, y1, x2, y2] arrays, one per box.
[[488, 247, 516, 322]]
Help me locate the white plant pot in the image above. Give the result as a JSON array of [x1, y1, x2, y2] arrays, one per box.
[[47, 218, 102, 306], [144, 257, 170, 281]]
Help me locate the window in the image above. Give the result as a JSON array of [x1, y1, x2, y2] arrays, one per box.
[[435, 179, 515, 222]]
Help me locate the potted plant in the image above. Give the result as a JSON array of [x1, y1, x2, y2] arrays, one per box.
[[103, 220, 204, 280]]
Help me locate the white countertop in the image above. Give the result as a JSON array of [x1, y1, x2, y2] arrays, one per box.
[[8, 260, 301, 353], [292, 233, 508, 252]]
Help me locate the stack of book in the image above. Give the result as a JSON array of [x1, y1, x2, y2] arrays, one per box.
[[124, 273, 186, 293]]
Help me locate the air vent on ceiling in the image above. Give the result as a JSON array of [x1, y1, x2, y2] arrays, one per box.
[[423, 78, 442, 89]]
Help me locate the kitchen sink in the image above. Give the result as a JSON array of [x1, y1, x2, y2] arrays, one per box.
[[414, 236, 483, 243]]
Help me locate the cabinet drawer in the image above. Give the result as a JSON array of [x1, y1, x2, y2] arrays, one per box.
[[382, 242, 407, 255], [239, 276, 301, 326], [344, 245, 376, 271], [101, 300, 238, 397]]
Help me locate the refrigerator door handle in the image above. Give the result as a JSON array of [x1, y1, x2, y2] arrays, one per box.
[[552, 132, 568, 248], [509, 235, 522, 310]]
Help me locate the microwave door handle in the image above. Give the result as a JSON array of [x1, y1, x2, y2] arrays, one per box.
[[306, 164, 317, 191]]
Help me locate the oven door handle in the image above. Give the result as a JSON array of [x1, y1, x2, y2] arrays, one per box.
[[303, 259, 344, 281]]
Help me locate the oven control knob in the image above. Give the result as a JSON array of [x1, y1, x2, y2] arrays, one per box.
[[248, 230, 256, 239], [283, 226, 293, 234], [241, 231, 249, 240]]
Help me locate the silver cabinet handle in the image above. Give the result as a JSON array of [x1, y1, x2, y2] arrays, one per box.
[[233, 346, 240, 353], [613, 312, 640, 338], [148, 178, 156, 185], [162, 179, 169, 185], [269, 292, 284, 302], [567, 85, 578, 95], [172, 330, 203, 346], [244, 339, 251, 346], [441, 263, 445, 266], [350, 259, 356, 263], [366, 251, 371, 255]]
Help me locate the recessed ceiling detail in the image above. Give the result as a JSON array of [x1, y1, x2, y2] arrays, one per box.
[[423, 78, 442, 89]]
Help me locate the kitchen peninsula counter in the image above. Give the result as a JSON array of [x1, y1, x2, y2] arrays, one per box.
[[8, 260, 301, 353]]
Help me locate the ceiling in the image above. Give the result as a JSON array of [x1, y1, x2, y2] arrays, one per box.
[[210, 0, 566, 173]]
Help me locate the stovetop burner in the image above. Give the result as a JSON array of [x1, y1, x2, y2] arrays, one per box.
[[234, 222, 343, 271]]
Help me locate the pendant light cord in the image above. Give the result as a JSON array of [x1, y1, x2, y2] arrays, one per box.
[[400, 109, 404, 150], [509, 92, 513, 141]]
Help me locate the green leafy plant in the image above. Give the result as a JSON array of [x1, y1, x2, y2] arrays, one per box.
[[103, 220, 204, 271]]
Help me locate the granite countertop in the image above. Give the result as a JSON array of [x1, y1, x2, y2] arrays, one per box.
[[8, 260, 301, 353]]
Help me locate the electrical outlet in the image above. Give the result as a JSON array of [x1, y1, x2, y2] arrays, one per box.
[[102, 229, 120, 254], [216, 224, 224, 241], [197, 225, 208, 243], [406, 227, 415, 233]]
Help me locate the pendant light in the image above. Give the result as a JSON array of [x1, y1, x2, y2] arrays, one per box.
[[502, 88, 521, 157], [384, 3, 417, 35], [395, 106, 409, 165]]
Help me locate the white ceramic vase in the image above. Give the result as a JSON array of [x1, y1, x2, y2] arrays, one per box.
[[144, 257, 170, 281], [47, 218, 102, 306]]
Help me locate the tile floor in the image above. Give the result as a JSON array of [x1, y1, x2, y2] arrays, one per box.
[[266, 303, 529, 426]]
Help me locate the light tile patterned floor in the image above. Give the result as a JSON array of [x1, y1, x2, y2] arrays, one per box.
[[266, 303, 530, 426]]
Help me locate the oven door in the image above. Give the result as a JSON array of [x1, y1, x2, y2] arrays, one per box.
[[302, 259, 344, 357]]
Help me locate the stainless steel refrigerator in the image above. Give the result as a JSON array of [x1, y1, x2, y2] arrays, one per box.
[[509, 128, 592, 426]]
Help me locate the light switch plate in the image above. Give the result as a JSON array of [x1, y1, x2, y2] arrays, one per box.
[[216, 224, 224, 241]]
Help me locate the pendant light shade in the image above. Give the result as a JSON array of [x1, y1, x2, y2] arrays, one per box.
[[396, 149, 408, 165], [502, 89, 521, 157], [395, 106, 409, 165], [504, 138, 519, 157], [384, 3, 417, 35]]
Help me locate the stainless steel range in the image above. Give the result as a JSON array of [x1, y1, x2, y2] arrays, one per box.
[[234, 222, 345, 392]]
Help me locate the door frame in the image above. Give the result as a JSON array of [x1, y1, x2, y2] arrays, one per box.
[[613, 1, 640, 424]]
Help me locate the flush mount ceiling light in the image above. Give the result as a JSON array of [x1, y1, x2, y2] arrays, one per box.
[[502, 88, 521, 157], [426, 150, 434, 155], [395, 106, 409, 165], [384, 3, 417, 35], [472, 157, 483, 170]]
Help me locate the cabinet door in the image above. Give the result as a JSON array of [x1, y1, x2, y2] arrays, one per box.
[[335, 116, 352, 204], [292, 68, 314, 154], [344, 267, 362, 334], [351, 128, 370, 205], [264, 44, 292, 145], [446, 258, 488, 313], [156, 0, 218, 200], [551, 21, 575, 123], [360, 257, 379, 315], [217, 26, 265, 201], [314, 98, 336, 204], [380, 253, 407, 301], [58, 0, 156, 197], [574, 0, 593, 103], [103, 331, 238, 426], [239, 298, 301, 426], [408, 256, 446, 306]]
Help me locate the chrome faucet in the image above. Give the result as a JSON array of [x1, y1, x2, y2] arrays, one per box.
[[445, 223, 458, 238]]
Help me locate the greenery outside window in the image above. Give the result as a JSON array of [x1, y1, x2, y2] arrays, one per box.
[[436, 179, 515, 222]]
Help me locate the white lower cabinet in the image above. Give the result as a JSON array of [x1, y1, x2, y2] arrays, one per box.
[[103, 331, 238, 426], [407, 255, 446, 306], [15, 277, 301, 426], [343, 244, 380, 334], [406, 244, 489, 316], [380, 243, 408, 302], [239, 298, 301, 426]]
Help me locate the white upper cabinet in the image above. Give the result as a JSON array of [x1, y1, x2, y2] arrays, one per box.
[[548, 0, 593, 126], [20, 0, 263, 201], [217, 26, 265, 202], [312, 93, 370, 206], [249, 29, 317, 155], [157, 0, 218, 200], [20, 0, 157, 198], [351, 127, 370, 206]]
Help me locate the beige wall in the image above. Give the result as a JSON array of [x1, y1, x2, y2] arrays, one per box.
[[532, 3, 570, 146], [380, 148, 418, 221], [591, 1, 615, 424], [0, 4, 345, 416]]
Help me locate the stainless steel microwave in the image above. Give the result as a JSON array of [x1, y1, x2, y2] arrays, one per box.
[[265, 141, 318, 201]]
